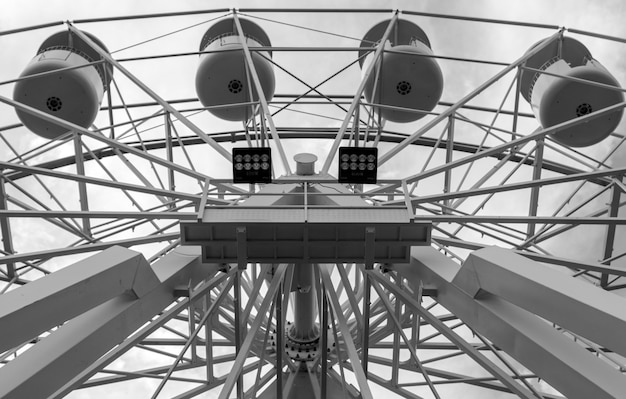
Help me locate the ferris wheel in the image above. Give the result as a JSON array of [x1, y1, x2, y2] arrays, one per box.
[[1, 7, 626, 399]]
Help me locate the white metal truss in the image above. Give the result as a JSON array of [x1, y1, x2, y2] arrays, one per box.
[[0, 7, 626, 399]]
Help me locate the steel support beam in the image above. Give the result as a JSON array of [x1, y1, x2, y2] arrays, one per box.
[[455, 246, 626, 358], [165, 112, 176, 209], [218, 264, 287, 399], [433, 235, 626, 278], [0, 160, 204, 203], [0, 231, 179, 265], [0, 177, 15, 277], [0, 246, 159, 354], [368, 100, 626, 196], [601, 181, 622, 287], [50, 269, 231, 398], [320, 264, 373, 399], [391, 164, 626, 207], [527, 138, 544, 237], [73, 133, 92, 236], [0, 94, 237, 191], [0, 247, 219, 399], [394, 246, 626, 399]]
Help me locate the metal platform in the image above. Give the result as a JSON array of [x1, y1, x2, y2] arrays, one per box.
[[181, 207, 431, 264]]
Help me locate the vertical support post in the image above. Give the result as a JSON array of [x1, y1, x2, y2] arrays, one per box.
[[204, 292, 214, 382], [391, 274, 402, 385], [411, 281, 424, 346], [292, 263, 317, 343], [319, 275, 328, 398], [303, 182, 309, 223], [444, 116, 455, 214], [601, 180, 621, 288], [233, 269, 244, 399], [362, 227, 375, 375], [527, 138, 544, 238], [235, 227, 247, 398], [512, 67, 523, 135], [275, 273, 283, 399], [197, 178, 210, 221], [104, 68, 115, 139], [354, 104, 361, 147], [236, 227, 247, 271], [188, 285, 198, 364], [0, 176, 15, 278], [73, 132, 91, 236], [362, 270, 371, 376], [164, 112, 175, 210]]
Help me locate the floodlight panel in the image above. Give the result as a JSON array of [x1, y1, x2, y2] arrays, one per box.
[[338, 147, 378, 184], [232, 147, 272, 183]]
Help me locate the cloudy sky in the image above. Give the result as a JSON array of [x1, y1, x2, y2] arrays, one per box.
[[1, 1, 626, 398], [1, 0, 625, 32]]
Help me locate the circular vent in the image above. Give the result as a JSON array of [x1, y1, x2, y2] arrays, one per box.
[[396, 81, 411, 95], [46, 97, 62, 112], [576, 103, 592, 117], [228, 80, 243, 93]]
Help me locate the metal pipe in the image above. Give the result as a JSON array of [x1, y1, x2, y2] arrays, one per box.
[[527, 139, 544, 238], [601, 182, 622, 287], [403, 165, 626, 207], [0, 177, 15, 277], [276, 276, 283, 399], [0, 160, 204, 203]]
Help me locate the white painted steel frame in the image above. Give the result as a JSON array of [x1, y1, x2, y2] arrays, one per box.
[[0, 7, 625, 399]]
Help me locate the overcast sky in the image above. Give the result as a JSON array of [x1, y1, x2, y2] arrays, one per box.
[[1, 1, 625, 398], [2, 0, 626, 35]]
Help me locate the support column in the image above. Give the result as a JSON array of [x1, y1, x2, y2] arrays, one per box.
[[0, 176, 15, 278], [164, 112, 175, 210], [527, 138, 544, 238], [444, 116, 455, 213], [73, 132, 91, 236], [601, 180, 621, 288], [275, 273, 283, 399], [290, 263, 319, 343]]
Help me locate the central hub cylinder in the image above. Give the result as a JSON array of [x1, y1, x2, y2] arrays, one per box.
[[289, 263, 319, 342]]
